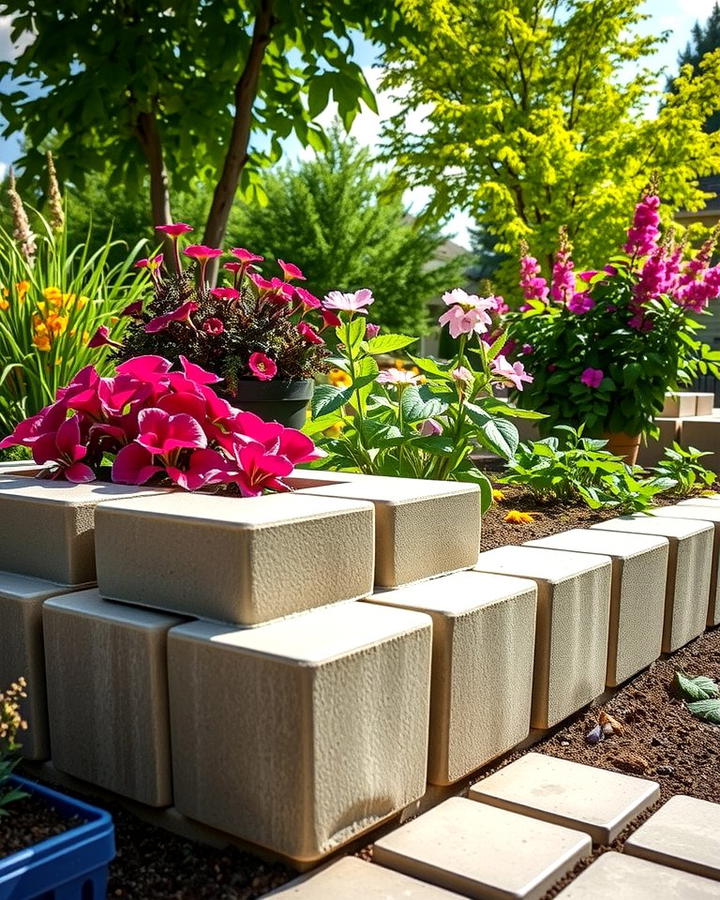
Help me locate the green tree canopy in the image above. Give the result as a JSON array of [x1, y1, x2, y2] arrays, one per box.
[[380, 0, 720, 295], [231, 130, 469, 334]]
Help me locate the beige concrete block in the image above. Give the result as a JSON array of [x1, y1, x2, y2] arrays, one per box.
[[654, 504, 720, 626], [0, 461, 46, 475], [680, 417, 720, 474], [0, 477, 165, 585], [591, 515, 713, 652], [637, 418, 681, 469], [557, 851, 720, 898], [168, 602, 432, 863], [373, 796, 591, 900], [473, 547, 611, 729], [268, 857, 461, 898], [95, 492, 375, 625], [625, 795, 720, 880], [662, 392, 697, 418], [696, 393, 715, 416], [525, 529, 667, 686], [43, 589, 184, 806], [0, 572, 82, 760], [291, 475, 481, 587], [468, 752, 659, 844], [364, 571, 536, 784]]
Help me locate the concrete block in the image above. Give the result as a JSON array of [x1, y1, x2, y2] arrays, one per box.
[[662, 392, 697, 418], [0, 477, 165, 585], [43, 589, 184, 806], [696, 393, 715, 416], [525, 529, 667, 686], [654, 504, 720, 626], [680, 417, 720, 474], [0, 461, 46, 475], [625, 795, 720, 881], [636, 418, 680, 469], [473, 547, 611, 729], [95, 492, 375, 625], [268, 857, 461, 898], [291, 474, 481, 587], [591, 515, 712, 652], [373, 796, 591, 900], [0, 571, 82, 760], [557, 851, 720, 898], [168, 602, 432, 863], [468, 752, 660, 844], [364, 571, 537, 784]]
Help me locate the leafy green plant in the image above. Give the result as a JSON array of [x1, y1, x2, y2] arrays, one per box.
[[673, 671, 720, 726], [651, 443, 716, 495], [0, 677, 28, 817]]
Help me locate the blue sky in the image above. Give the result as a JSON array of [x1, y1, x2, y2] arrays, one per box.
[[0, 0, 716, 245]]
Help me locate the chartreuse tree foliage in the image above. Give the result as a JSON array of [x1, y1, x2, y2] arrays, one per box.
[[671, 2, 720, 132], [0, 1, 409, 258], [381, 0, 720, 293]]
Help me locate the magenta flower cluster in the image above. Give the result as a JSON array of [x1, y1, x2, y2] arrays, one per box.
[[0, 356, 322, 491]]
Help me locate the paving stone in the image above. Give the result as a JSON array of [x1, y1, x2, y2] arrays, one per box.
[[292, 474, 481, 587], [557, 851, 720, 898], [681, 417, 720, 475], [653, 504, 720, 626], [637, 418, 681, 469], [624, 795, 720, 880], [0, 571, 82, 760], [0, 477, 166, 584], [468, 752, 659, 844], [95, 491, 375, 625], [473, 546, 611, 729], [662, 392, 698, 418], [373, 796, 591, 900], [43, 589, 184, 806], [267, 857, 462, 897], [591, 515, 713, 652], [168, 602, 432, 863], [525, 529, 667, 686], [364, 571, 537, 784]]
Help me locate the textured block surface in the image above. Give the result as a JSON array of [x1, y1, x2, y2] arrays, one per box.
[[44, 589, 184, 806], [267, 857, 461, 898], [526, 529, 667, 685], [591, 515, 713, 652], [696, 393, 715, 416], [293, 474, 481, 587], [374, 796, 591, 900], [473, 546, 611, 729], [557, 851, 720, 898], [365, 571, 536, 784], [468, 753, 660, 844], [681, 417, 720, 474], [168, 603, 432, 862], [636, 418, 680, 469], [625, 795, 720, 880], [0, 571, 81, 760], [661, 392, 697, 418], [96, 491, 375, 625], [0, 477, 164, 584]]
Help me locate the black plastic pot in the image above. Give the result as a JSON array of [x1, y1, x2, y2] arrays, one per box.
[[227, 378, 314, 429]]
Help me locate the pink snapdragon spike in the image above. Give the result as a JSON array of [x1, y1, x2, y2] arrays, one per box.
[[624, 194, 660, 258], [156, 223, 193, 238], [492, 296, 510, 315], [32, 415, 95, 483], [209, 287, 240, 302], [580, 367, 604, 388], [376, 368, 420, 386], [567, 292, 595, 314], [519, 248, 549, 303], [202, 317, 224, 335], [295, 287, 321, 311], [550, 230, 575, 305], [365, 322, 381, 339], [491, 356, 533, 391], [87, 325, 123, 349], [278, 260, 305, 282], [297, 321, 324, 346], [323, 288, 375, 315], [145, 300, 199, 334], [248, 352, 277, 381]]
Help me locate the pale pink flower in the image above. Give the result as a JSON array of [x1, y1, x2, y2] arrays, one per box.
[[419, 418, 443, 436], [491, 356, 533, 391], [323, 289, 374, 314], [376, 368, 420, 387]]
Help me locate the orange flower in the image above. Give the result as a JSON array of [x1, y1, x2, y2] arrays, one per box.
[[33, 332, 51, 351], [0, 296, 8, 312], [504, 510, 534, 524], [16, 280, 29, 302], [45, 312, 68, 335], [394, 358, 406, 370], [492, 489, 506, 502], [328, 368, 352, 388]]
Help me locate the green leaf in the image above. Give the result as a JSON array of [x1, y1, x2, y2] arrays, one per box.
[[674, 671, 719, 702], [687, 698, 720, 725], [400, 385, 445, 422], [408, 354, 453, 380], [344, 317, 366, 354], [479, 418, 519, 459], [365, 334, 417, 354], [453, 466, 493, 513], [311, 384, 349, 418], [302, 412, 343, 436]]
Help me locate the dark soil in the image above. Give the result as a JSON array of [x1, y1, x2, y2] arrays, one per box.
[[0, 792, 80, 858]]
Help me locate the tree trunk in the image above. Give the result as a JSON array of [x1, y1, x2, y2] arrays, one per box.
[[203, 0, 275, 283], [135, 109, 175, 266]]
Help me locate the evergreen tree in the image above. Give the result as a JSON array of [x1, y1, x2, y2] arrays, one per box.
[[671, 2, 720, 132]]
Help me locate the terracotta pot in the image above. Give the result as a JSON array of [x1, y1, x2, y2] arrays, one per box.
[[603, 431, 641, 465], [223, 378, 314, 429]]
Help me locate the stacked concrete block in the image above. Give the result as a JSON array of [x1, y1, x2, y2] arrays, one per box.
[[636, 418, 680, 469], [167, 603, 432, 863], [291, 473, 481, 587], [473, 546, 611, 729], [364, 571, 537, 784], [661, 392, 698, 418], [526, 529, 667, 686], [591, 515, 712, 652], [680, 417, 720, 474]]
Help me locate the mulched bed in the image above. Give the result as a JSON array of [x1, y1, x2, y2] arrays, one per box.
[[0, 793, 81, 858]]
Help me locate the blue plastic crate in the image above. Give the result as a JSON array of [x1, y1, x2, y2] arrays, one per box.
[[0, 776, 115, 900]]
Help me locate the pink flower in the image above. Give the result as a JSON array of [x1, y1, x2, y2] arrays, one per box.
[[580, 367, 604, 388], [224, 261, 243, 274], [376, 368, 420, 387], [491, 356, 533, 391], [297, 321, 324, 345], [32, 415, 95, 483], [492, 296, 510, 315], [209, 287, 240, 302], [277, 260, 305, 282], [451, 366, 474, 389], [145, 301, 199, 333], [225, 441, 294, 497], [323, 289, 374, 314], [248, 352, 277, 381], [519, 251, 549, 303], [120, 300, 144, 317], [321, 308, 342, 329], [365, 323, 380, 339], [438, 305, 490, 339], [166, 448, 229, 491], [230, 248, 264, 265], [567, 293, 595, 314], [202, 317, 225, 335], [155, 223, 193, 237], [578, 270, 599, 282], [624, 194, 660, 258], [419, 418, 443, 436], [111, 443, 162, 485], [134, 254, 163, 271], [87, 326, 122, 349], [295, 287, 322, 310], [550, 231, 575, 305], [184, 245, 223, 261], [178, 355, 223, 385], [521, 343, 533, 354], [136, 407, 207, 456]]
